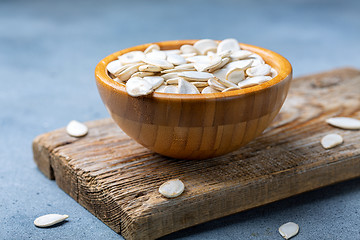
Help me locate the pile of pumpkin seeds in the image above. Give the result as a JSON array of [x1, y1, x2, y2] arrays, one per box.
[[106, 38, 278, 96]]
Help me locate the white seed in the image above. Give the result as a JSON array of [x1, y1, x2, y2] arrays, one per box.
[[193, 39, 218, 55], [208, 78, 226, 91], [66, 120, 88, 137], [180, 44, 198, 54], [162, 72, 179, 80], [191, 81, 209, 88], [146, 50, 167, 60], [246, 64, 272, 77], [217, 49, 232, 58], [159, 179, 185, 198], [161, 68, 193, 74], [118, 51, 145, 64], [194, 56, 222, 72], [237, 76, 271, 88], [106, 60, 123, 75], [163, 49, 181, 55], [178, 71, 213, 81], [154, 84, 167, 93], [144, 76, 164, 89], [166, 77, 181, 85], [178, 78, 200, 94], [131, 71, 155, 78], [248, 53, 265, 62], [163, 85, 178, 93], [321, 133, 343, 149], [226, 68, 245, 84], [250, 58, 265, 67], [143, 57, 174, 69], [216, 77, 238, 88], [144, 44, 160, 54], [207, 57, 230, 72], [279, 222, 299, 239], [271, 68, 278, 78], [222, 87, 240, 92], [203, 47, 217, 55], [117, 63, 143, 81], [217, 38, 240, 54], [126, 77, 154, 97], [201, 86, 220, 94], [113, 78, 123, 84], [175, 63, 195, 70], [326, 117, 360, 130], [213, 68, 228, 81], [34, 214, 69, 228], [180, 52, 197, 58], [167, 54, 187, 65], [230, 50, 253, 60], [186, 55, 211, 63], [138, 64, 162, 72], [226, 59, 253, 70]]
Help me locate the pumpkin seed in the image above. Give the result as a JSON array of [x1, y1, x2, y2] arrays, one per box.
[[159, 179, 185, 198], [321, 133, 343, 149], [178, 71, 213, 81], [144, 76, 164, 89], [118, 51, 145, 64], [167, 54, 187, 65], [126, 77, 153, 97], [178, 78, 200, 94], [34, 214, 69, 228], [193, 39, 218, 55], [66, 120, 88, 137], [106, 60, 123, 75], [138, 64, 162, 72], [180, 44, 198, 54], [326, 117, 360, 130], [143, 57, 174, 69], [217, 38, 240, 54], [163, 85, 178, 93], [246, 64, 271, 77], [144, 44, 160, 54], [226, 68, 245, 84], [201, 86, 220, 94], [279, 222, 299, 239]]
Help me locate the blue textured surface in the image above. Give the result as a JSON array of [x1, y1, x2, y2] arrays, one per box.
[[1, 0, 360, 239]]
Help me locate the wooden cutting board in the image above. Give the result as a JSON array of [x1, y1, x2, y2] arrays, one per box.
[[32, 68, 360, 240]]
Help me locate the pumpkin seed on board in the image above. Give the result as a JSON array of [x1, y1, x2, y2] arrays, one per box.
[[321, 133, 343, 149], [326, 117, 360, 130], [217, 38, 240, 54], [159, 179, 185, 198], [66, 120, 88, 137], [201, 86, 220, 94]]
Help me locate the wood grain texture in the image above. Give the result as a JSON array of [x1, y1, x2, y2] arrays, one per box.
[[33, 68, 360, 240], [95, 40, 292, 159]]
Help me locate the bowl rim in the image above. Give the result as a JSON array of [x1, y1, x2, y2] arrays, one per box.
[[95, 39, 292, 100]]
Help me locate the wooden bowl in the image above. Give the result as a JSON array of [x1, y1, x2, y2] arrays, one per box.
[[95, 40, 292, 159]]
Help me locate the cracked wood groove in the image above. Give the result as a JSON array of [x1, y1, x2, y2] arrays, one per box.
[[33, 68, 360, 240]]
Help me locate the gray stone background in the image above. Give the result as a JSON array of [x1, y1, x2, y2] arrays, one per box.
[[1, 0, 359, 239]]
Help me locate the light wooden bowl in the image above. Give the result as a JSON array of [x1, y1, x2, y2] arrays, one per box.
[[95, 40, 292, 159]]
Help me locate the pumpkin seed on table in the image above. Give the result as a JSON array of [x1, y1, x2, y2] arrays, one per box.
[[66, 120, 88, 137], [159, 179, 185, 198], [34, 214, 69, 228], [279, 222, 299, 239], [106, 38, 277, 96]]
